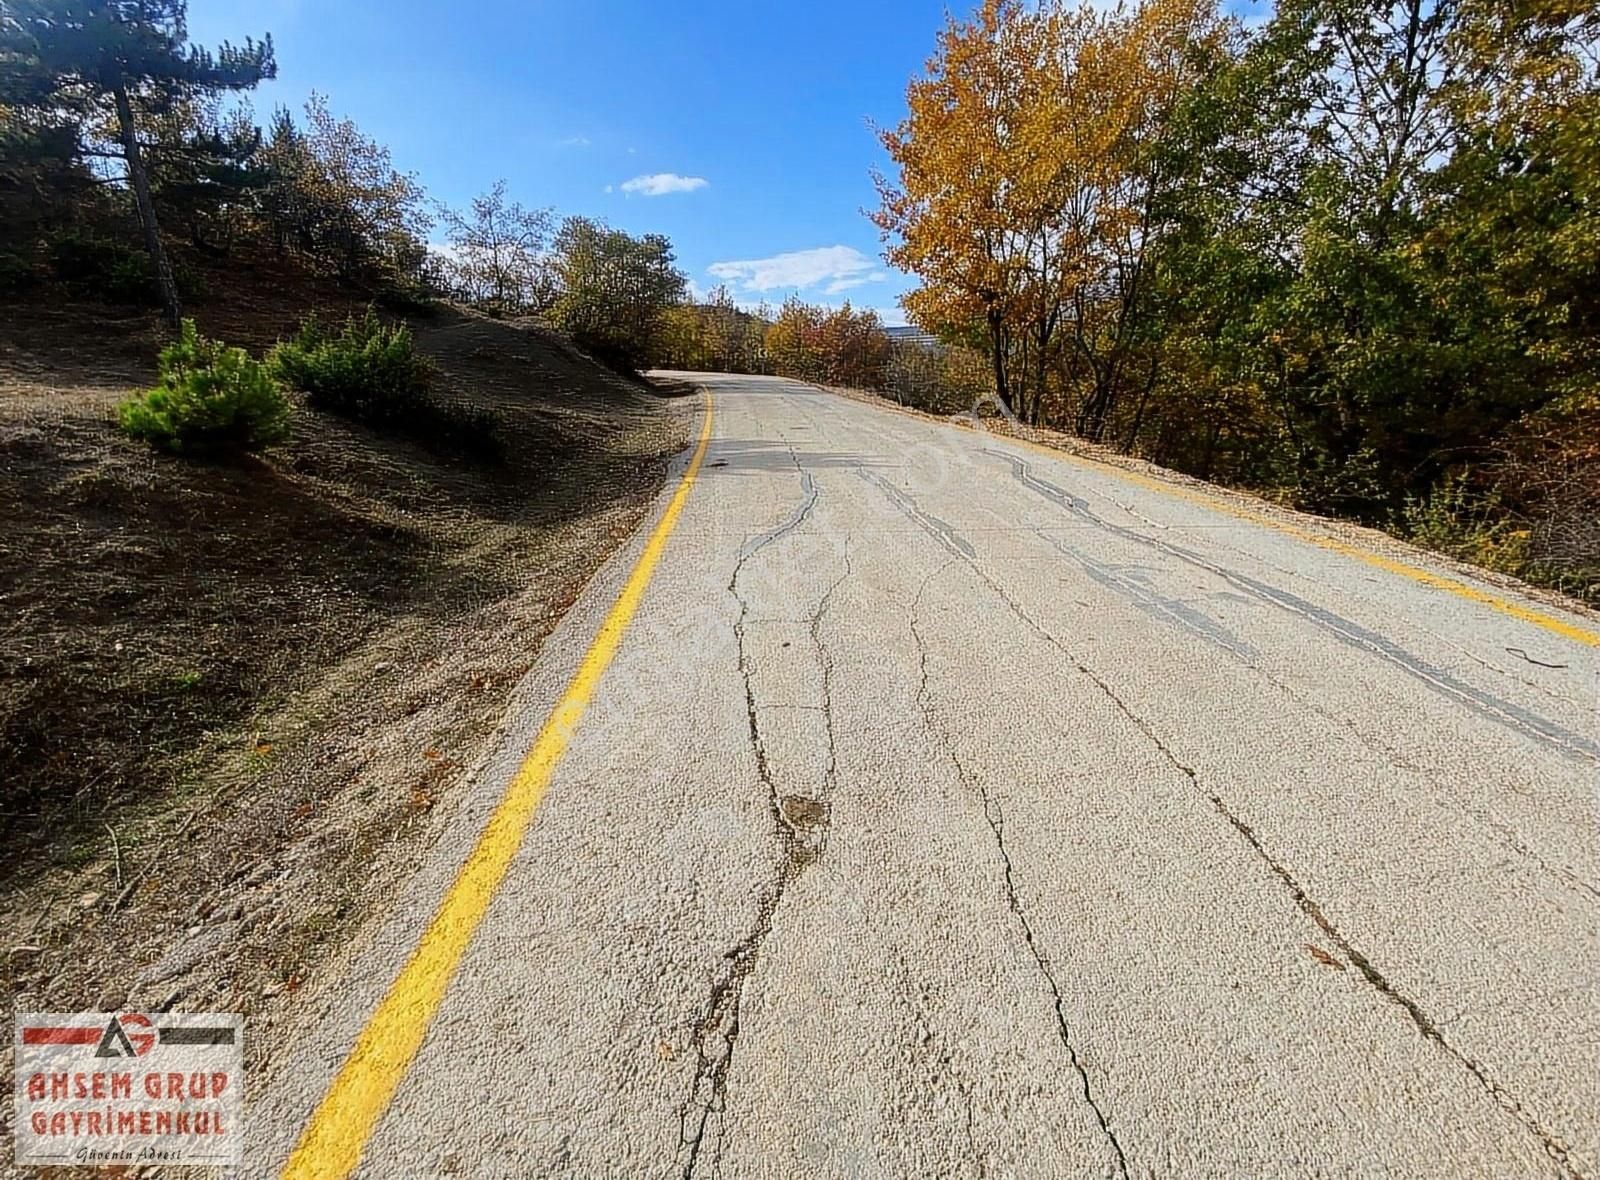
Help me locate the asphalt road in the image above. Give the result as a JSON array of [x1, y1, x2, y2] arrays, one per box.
[[251, 373, 1599, 1179]]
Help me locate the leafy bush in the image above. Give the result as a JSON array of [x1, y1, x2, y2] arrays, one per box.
[[49, 233, 128, 281], [49, 233, 155, 303], [120, 320, 292, 455], [1402, 473, 1600, 603], [1402, 478, 1531, 576], [0, 251, 38, 295], [46, 232, 200, 303], [548, 216, 686, 374], [106, 252, 158, 303], [270, 309, 501, 460]]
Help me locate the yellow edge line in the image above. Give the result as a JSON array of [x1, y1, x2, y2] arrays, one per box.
[[973, 423, 1599, 649], [281, 390, 715, 1180]]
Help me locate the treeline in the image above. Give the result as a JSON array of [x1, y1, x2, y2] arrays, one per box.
[[432, 183, 690, 369], [662, 292, 893, 387], [659, 289, 991, 409], [0, 1, 687, 371], [875, 0, 1599, 598]]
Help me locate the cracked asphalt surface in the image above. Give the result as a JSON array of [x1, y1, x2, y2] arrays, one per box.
[[250, 373, 1599, 1178]]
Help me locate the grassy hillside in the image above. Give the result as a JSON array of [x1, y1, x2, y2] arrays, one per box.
[[0, 266, 690, 1025]]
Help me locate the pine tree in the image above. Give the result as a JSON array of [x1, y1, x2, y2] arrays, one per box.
[[1, 1, 274, 324]]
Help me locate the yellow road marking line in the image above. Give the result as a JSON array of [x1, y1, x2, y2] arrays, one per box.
[[281, 391, 715, 1180], [978, 425, 1599, 648]]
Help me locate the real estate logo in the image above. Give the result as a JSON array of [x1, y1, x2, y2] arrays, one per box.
[[14, 1012, 243, 1167]]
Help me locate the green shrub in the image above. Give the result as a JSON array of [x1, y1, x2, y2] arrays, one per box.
[[270, 309, 501, 460], [119, 320, 292, 455], [49, 233, 130, 281], [50, 233, 149, 302], [269, 309, 431, 418], [1402, 476, 1600, 602], [106, 252, 157, 303], [46, 232, 200, 303], [1401, 477, 1530, 575], [0, 251, 39, 295]]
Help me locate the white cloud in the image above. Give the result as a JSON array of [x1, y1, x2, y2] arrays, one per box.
[[557, 135, 591, 148], [708, 245, 886, 295], [619, 172, 708, 196], [824, 270, 887, 296]]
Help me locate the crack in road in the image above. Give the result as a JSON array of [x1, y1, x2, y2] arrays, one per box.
[[908, 565, 1131, 1180], [860, 469, 976, 558], [811, 541, 850, 813], [1214, 563, 1597, 761], [991, 450, 1600, 901], [1074, 665, 1585, 1179], [1182, 516, 1590, 713], [1254, 665, 1600, 906], [926, 513, 1583, 1178], [1033, 528, 1261, 664], [990, 451, 1598, 763], [742, 470, 818, 561], [982, 448, 1092, 514], [865, 457, 1579, 1175], [678, 415, 1581, 1177], [677, 447, 849, 1179], [1026, 526, 1598, 904]]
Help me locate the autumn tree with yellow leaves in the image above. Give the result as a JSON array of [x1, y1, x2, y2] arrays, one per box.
[[876, 0, 1599, 600], [873, 0, 1224, 428]]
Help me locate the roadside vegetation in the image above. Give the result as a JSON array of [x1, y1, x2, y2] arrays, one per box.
[[868, 0, 1600, 603], [120, 318, 291, 454], [659, 288, 996, 413], [0, 0, 699, 841], [1, 3, 689, 368], [0, 0, 695, 1021], [658, 0, 1599, 605], [268, 309, 504, 461]]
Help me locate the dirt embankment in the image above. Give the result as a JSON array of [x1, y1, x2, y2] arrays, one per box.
[[0, 282, 691, 1086]]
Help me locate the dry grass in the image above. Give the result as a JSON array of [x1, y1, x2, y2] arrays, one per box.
[[0, 273, 690, 1086]]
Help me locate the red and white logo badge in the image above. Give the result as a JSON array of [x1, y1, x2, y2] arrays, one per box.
[[14, 1012, 243, 1167]]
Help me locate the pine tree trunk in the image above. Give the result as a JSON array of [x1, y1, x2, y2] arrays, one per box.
[[113, 79, 182, 328]]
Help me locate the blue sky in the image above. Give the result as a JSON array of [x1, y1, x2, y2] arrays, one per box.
[[186, 0, 963, 325]]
